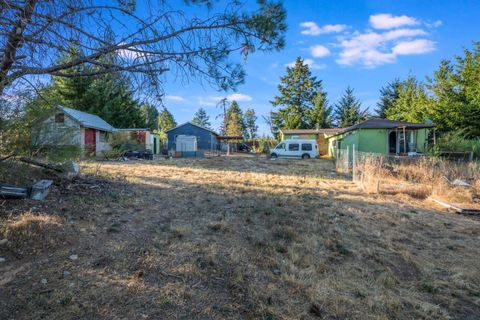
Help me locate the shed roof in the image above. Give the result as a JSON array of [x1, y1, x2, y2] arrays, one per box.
[[331, 118, 435, 137], [166, 121, 219, 136], [60, 106, 115, 132]]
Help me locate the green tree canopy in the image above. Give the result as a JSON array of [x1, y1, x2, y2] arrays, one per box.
[[157, 107, 177, 132], [384, 76, 430, 123], [141, 104, 159, 131], [157, 107, 177, 143], [334, 86, 368, 127], [192, 108, 211, 128], [225, 100, 245, 136], [308, 91, 333, 128], [244, 108, 258, 139], [270, 57, 331, 129], [425, 43, 480, 137], [376, 79, 402, 118]]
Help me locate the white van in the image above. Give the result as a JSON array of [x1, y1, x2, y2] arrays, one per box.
[[270, 139, 318, 159]]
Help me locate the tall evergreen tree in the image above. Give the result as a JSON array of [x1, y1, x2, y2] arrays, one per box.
[[192, 108, 211, 128], [426, 43, 480, 137], [141, 104, 159, 131], [157, 107, 177, 143], [334, 86, 368, 127], [308, 91, 332, 128], [157, 107, 177, 132], [376, 79, 402, 118], [385, 76, 430, 123], [270, 57, 329, 129], [225, 100, 245, 136], [244, 108, 258, 139], [81, 72, 146, 128]]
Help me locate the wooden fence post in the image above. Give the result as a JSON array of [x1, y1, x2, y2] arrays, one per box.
[[352, 144, 356, 181], [346, 146, 349, 174]]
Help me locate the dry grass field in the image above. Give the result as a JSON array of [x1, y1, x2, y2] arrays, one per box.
[[1, 156, 480, 319]]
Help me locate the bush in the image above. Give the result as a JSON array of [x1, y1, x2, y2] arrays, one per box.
[[433, 131, 480, 159], [108, 133, 144, 152], [252, 136, 278, 154], [39, 145, 81, 162]]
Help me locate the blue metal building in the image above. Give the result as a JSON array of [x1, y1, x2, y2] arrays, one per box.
[[166, 122, 220, 151]]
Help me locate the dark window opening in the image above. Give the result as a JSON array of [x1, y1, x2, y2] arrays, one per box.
[[288, 143, 299, 151], [55, 113, 64, 123], [301, 143, 312, 151]]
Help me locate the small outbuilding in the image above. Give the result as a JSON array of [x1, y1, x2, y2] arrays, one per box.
[[166, 122, 220, 152], [39, 106, 115, 157], [326, 119, 435, 157]]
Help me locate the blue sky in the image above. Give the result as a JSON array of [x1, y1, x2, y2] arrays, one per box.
[[161, 0, 480, 135]]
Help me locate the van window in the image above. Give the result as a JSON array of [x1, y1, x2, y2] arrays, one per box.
[[301, 143, 312, 151], [276, 143, 285, 149], [288, 143, 299, 151]]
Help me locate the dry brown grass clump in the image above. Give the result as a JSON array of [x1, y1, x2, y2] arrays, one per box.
[[1, 213, 70, 256], [354, 155, 480, 205]]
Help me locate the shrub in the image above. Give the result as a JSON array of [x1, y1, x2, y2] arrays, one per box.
[[108, 132, 144, 152], [252, 136, 277, 154], [433, 131, 480, 159]]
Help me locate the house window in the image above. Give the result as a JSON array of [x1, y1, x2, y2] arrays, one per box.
[[288, 143, 299, 151], [301, 143, 312, 151], [55, 113, 65, 123], [99, 131, 107, 142]]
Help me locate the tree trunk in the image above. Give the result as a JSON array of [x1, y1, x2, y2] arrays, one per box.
[[0, 0, 38, 95], [19, 157, 64, 172]]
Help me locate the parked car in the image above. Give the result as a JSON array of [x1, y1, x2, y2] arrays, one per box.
[[270, 139, 318, 159], [237, 143, 251, 152]]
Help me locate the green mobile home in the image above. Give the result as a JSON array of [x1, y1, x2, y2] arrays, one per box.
[[327, 119, 435, 157]]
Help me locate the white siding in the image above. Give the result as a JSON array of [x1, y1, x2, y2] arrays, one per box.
[[37, 113, 81, 146]]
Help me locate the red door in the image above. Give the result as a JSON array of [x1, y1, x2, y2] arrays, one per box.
[[84, 128, 96, 156]]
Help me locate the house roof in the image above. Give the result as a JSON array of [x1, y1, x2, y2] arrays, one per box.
[[165, 121, 219, 136], [60, 106, 115, 132], [330, 118, 435, 137], [281, 128, 343, 135]]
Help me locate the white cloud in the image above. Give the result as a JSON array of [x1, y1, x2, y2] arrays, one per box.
[[286, 59, 326, 70], [310, 45, 331, 58], [300, 22, 347, 35], [165, 95, 185, 102], [116, 43, 145, 60], [426, 20, 443, 28], [197, 96, 218, 107], [226, 93, 252, 102], [369, 13, 418, 29], [197, 93, 252, 106], [392, 39, 436, 55], [336, 28, 434, 67], [433, 20, 443, 27], [383, 28, 427, 40]]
